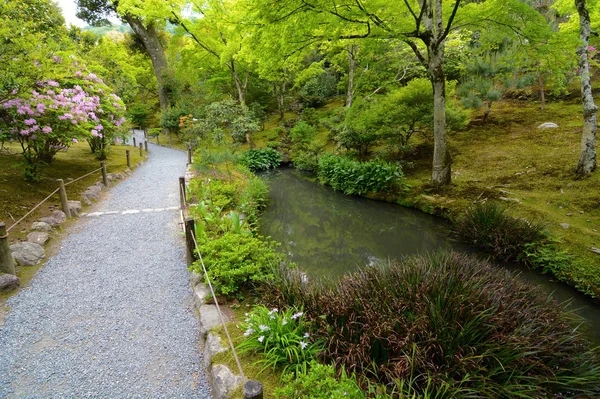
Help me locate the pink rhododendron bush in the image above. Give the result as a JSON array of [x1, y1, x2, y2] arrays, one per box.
[[0, 53, 126, 181]]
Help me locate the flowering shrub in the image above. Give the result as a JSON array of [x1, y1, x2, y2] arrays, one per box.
[[0, 53, 126, 180], [237, 305, 322, 375]]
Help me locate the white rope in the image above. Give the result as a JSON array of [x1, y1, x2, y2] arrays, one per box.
[[7, 188, 60, 232], [63, 167, 103, 186]]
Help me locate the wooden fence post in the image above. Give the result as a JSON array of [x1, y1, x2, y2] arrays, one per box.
[[169, 136, 173, 148], [187, 146, 193, 165], [184, 218, 196, 267], [133, 137, 136, 147], [126, 150, 131, 168], [57, 179, 71, 218], [101, 162, 109, 187], [144, 129, 147, 139], [243, 380, 263, 399], [179, 176, 186, 211], [139, 143, 143, 157], [144, 140, 148, 152], [157, 135, 160, 145], [0, 222, 16, 276]]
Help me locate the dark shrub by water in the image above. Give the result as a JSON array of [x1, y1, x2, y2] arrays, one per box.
[[454, 202, 546, 260], [263, 252, 600, 397]]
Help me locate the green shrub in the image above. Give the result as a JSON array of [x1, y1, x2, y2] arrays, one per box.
[[262, 252, 600, 397], [290, 121, 317, 144], [239, 148, 282, 172], [275, 361, 365, 399], [205, 179, 239, 211], [239, 174, 270, 225], [523, 241, 573, 275], [237, 306, 322, 375], [317, 155, 405, 195], [453, 202, 546, 260], [191, 232, 283, 298]]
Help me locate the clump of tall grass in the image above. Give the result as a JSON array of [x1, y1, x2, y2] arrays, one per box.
[[454, 202, 546, 260], [261, 252, 600, 398]]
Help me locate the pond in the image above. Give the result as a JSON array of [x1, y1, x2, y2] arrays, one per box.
[[258, 167, 600, 343]]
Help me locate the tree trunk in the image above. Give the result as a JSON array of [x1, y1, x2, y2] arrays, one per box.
[[231, 59, 247, 109], [575, 0, 598, 175], [483, 101, 492, 123], [538, 69, 546, 111], [346, 44, 358, 108], [428, 0, 451, 186], [125, 15, 170, 112]]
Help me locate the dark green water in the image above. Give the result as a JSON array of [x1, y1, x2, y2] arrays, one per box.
[[258, 168, 600, 343]]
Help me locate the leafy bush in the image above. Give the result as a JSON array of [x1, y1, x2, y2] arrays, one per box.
[[262, 252, 600, 397], [205, 179, 239, 211], [237, 306, 322, 375], [289, 121, 317, 144], [299, 71, 338, 107], [523, 241, 573, 275], [239, 148, 282, 172], [317, 155, 405, 195], [191, 232, 283, 298], [454, 202, 546, 260], [275, 361, 365, 399], [239, 174, 270, 225]]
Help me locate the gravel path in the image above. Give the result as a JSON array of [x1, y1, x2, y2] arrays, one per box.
[[0, 132, 212, 399]]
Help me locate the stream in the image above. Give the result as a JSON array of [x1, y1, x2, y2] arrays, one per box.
[[258, 168, 600, 344]]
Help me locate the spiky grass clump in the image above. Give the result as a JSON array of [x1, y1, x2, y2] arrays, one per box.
[[454, 202, 546, 260], [262, 252, 600, 398]]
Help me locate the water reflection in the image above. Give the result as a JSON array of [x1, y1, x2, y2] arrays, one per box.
[[259, 168, 600, 344]]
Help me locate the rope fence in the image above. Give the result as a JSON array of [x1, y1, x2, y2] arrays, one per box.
[[6, 188, 60, 233], [63, 167, 103, 187], [179, 169, 264, 399]]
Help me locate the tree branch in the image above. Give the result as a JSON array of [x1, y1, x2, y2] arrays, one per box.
[[440, 0, 461, 44]]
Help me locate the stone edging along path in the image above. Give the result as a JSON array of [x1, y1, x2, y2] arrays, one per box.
[[0, 139, 212, 398], [1, 166, 137, 295]]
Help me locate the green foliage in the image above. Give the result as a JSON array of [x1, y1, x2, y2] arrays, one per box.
[[317, 155, 405, 195], [127, 103, 153, 129], [454, 202, 546, 260], [289, 121, 317, 144], [275, 361, 365, 399], [523, 241, 574, 275], [237, 305, 322, 375], [262, 252, 600, 397], [231, 114, 261, 143], [239, 174, 271, 225], [191, 232, 283, 298], [299, 71, 338, 107], [239, 148, 282, 172]]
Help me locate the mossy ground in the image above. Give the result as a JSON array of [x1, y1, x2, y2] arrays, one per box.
[[254, 97, 600, 298]]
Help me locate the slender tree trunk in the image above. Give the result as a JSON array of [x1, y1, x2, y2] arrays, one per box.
[[231, 59, 247, 109], [575, 0, 597, 175], [428, 0, 451, 186], [276, 80, 286, 119], [538, 69, 546, 111], [346, 44, 358, 108], [125, 15, 170, 113], [483, 101, 492, 123]]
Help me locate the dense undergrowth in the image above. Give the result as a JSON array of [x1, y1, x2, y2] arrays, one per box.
[[189, 144, 600, 399]]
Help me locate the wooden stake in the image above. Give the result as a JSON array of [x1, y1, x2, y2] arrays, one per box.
[[126, 150, 131, 168], [101, 162, 109, 187], [0, 222, 16, 276], [57, 179, 71, 218], [243, 380, 263, 399], [184, 218, 195, 267]]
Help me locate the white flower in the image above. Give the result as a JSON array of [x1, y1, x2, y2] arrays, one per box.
[[270, 315, 275, 320], [243, 328, 255, 337], [291, 312, 304, 320], [258, 324, 270, 332], [244, 313, 249, 316], [282, 319, 288, 325], [269, 308, 278, 314], [299, 341, 308, 350], [303, 332, 310, 338], [258, 336, 264, 343]]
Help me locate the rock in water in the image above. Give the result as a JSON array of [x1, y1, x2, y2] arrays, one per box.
[[537, 122, 559, 129], [10, 242, 45, 266], [27, 232, 50, 246], [0, 273, 19, 292]]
